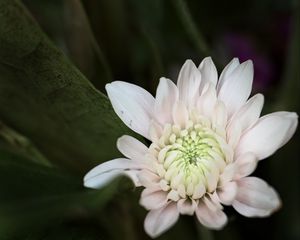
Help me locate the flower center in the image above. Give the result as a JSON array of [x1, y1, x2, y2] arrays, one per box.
[[149, 117, 230, 200]]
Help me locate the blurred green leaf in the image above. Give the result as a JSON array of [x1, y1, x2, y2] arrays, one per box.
[[0, 120, 51, 167], [0, 0, 132, 174], [0, 149, 119, 239]]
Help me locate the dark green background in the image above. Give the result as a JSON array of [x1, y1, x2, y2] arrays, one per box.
[[0, 0, 299, 239]]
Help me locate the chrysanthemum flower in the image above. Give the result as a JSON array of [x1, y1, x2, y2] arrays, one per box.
[[84, 57, 298, 238]]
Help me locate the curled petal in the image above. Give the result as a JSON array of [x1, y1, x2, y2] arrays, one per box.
[[177, 60, 201, 108], [117, 135, 148, 160], [232, 177, 281, 217], [236, 111, 298, 160], [84, 158, 146, 189], [217, 181, 238, 205], [196, 200, 228, 230], [217, 60, 254, 116], [144, 202, 179, 238], [155, 77, 179, 125], [106, 81, 154, 139], [177, 198, 197, 215], [140, 188, 168, 210]]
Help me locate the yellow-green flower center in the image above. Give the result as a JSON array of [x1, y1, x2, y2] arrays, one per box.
[[150, 119, 229, 200]]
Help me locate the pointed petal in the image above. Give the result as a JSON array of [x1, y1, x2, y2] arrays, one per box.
[[236, 111, 298, 160], [106, 81, 155, 139], [117, 135, 148, 160], [84, 158, 145, 189], [217, 58, 240, 92], [228, 93, 264, 134], [155, 77, 179, 125], [233, 177, 281, 217], [177, 60, 201, 108], [196, 200, 228, 230], [217, 60, 254, 116], [144, 202, 179, 238], [198, 57, 218, 91], [217, 181, 238, 205], [140, 188, 168, 210]]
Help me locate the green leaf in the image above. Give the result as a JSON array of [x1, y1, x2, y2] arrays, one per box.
[[0, 0, 131, 173], [0, 149, 119, 239]]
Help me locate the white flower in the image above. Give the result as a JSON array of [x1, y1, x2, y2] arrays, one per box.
[[84, 57, 298, 238]]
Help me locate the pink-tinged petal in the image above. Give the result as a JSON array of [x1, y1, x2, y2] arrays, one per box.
[[198, 57, 218, 91], [117, 135, 148, 160], [217, 181, 238, 205], [106, 81, 155, 139], [149, 120, 163, 143], [84, 169, 141, 189], [217, 58, 240, 92], [138, 169, 160, 188], [236, 111, 298, 160], [234, 152, 257, 179], [227, 93, 264, 135], [144, 202, 179, 238], [155, 77, 179, 125], [140, 188, 168, 210], [177, 60, 201, 108], [212, 100, 228, 129], [197, 83, 217, 119], [177, 199, 197, 215], [219, 163, 236, 185], [196, 200, 228, 230], [232, 177, 281, 217], [172, 100, 189, 128], [217, 60, 254, 117], [84, 158, 146, 189]]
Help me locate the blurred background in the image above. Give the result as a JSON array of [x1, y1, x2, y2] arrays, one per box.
[[0, 0, 299, 239]]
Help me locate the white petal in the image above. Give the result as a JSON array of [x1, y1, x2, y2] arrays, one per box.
[[177, 199, 197, 215], [217, 60, 254, 116], [196, 200, 227, 230], [154, 77, 179, 125], [138, 169, 160, 188], [219, 163, 236, 185], [149, 120, 163, 143], [84, 158, 145, 189], [217, 58, 240, 92], [212, 100, 228, 129], [234, 152, 257, 179], [117, 135, 148, 160], [228, 93, 264, 135], [236, 111, 298, 160], [232, 177, 281, 217], [177, 60, 201, 108], [140, 188, 168, 210], [198, 57, 218, 91], [144, 202, 179, 238], [172, 100, 189, 128], [197, 83, 217, 119], [217, 181, 238, 205], [106, 81, 155, 139]]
